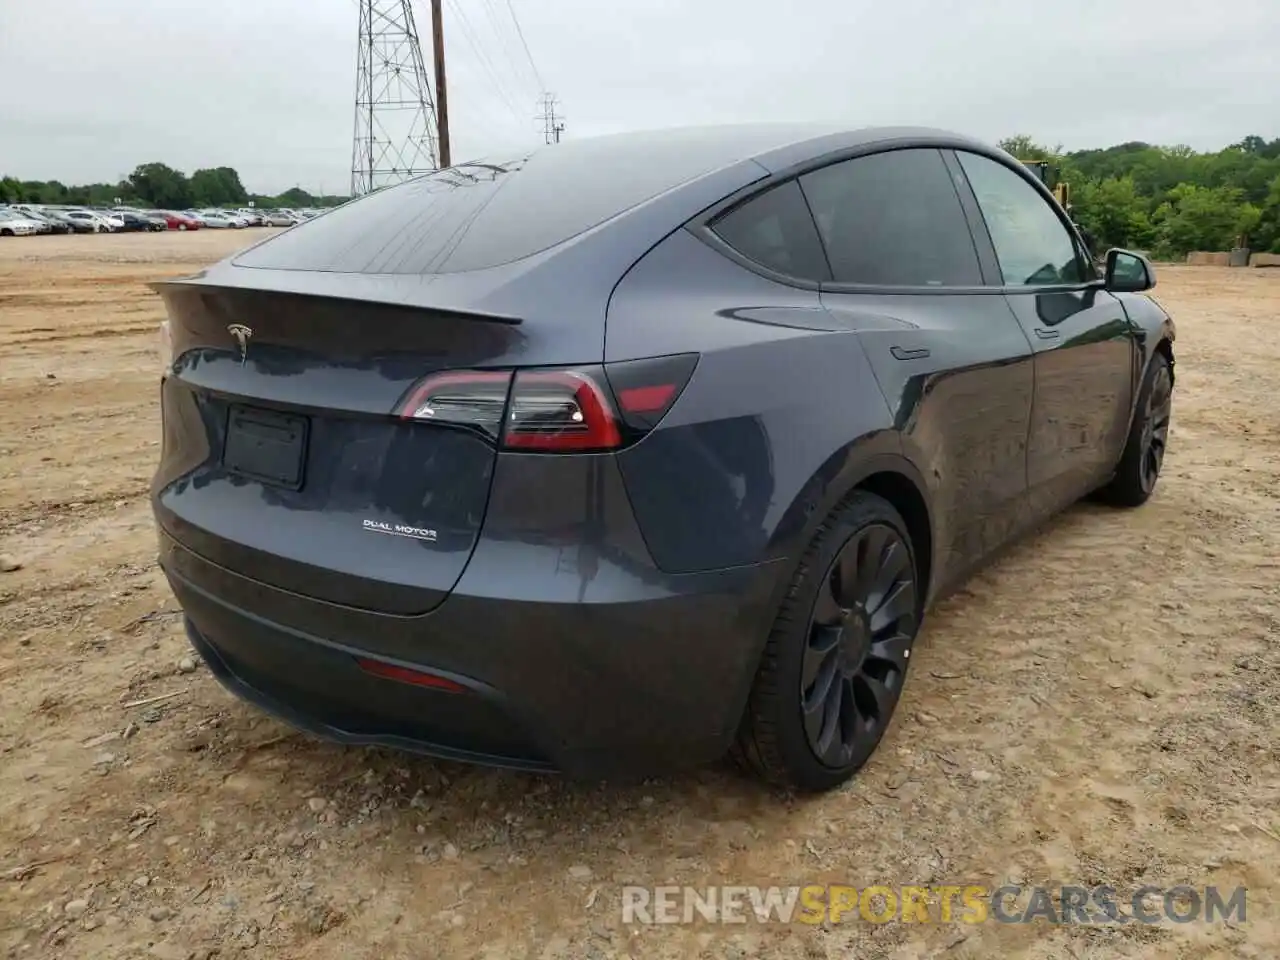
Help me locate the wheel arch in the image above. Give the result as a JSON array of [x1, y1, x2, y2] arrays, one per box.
[[1153, 333, 1175, 386], [856, 468, 934, 608], [1125, 325, 1175, 435], [766, 447, 937, 612]]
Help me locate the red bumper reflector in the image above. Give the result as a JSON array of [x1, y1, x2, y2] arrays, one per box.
[[355, 657, 467, 693], [618, 383, 677, 414]]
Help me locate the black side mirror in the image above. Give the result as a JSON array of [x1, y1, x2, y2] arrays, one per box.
[[1105, 248, 1155, 292]]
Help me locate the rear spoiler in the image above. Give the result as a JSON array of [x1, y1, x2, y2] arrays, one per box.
[[148, 276, 523, 326]]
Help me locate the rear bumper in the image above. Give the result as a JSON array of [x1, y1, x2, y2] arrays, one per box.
[[179, 593, 553, 772], [160, 522, 784, 779]]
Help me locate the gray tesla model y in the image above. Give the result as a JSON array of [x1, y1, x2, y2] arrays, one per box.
[[151, 125, 1175, 791]]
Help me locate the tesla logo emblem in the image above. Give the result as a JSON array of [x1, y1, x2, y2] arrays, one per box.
[[227, 324, 253, 365]]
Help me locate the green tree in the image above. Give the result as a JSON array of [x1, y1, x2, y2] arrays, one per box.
[[31, 180, 70, 204], [1151, 184, 1257, 258], [276, 186, 315, 207], [190, 166, 248, 206], [128, 163, 192, 208], [1251, 173, 1280, 252], [998, 135, 1061, 161], [1070, 176, 1154, 251]]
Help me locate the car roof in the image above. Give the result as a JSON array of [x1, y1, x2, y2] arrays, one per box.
[[235, 124, 999, 278]]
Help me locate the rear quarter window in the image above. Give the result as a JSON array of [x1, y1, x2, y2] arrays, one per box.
[[709, 180, 831, 281]]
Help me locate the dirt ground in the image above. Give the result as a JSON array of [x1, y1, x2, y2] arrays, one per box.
[[1, 231, 1277, 960]]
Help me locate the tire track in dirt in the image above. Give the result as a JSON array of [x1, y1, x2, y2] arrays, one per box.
[[2, 325, 159, 346], [0, 486, 151, 533]]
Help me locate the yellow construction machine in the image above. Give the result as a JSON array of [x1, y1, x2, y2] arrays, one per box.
[[1021, 159, 1095, 257], [1021, 160, 1070, 210]]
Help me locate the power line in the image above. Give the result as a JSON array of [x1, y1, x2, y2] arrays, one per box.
[[502, 0, 545, 93], [443, 0, 530, 128], [477, 0, 537, 98]]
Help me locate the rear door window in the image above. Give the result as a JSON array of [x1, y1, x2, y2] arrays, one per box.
[[709, 180, 831, 281], [799, 148, 983, 287]]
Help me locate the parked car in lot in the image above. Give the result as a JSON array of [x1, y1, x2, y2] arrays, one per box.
[[152, 210, 203, 231], [151, 126, 1176, 791], [205, 209, 250, 228], [10, 206, 74, 234], [4, 207, 51, 234], [0, 208, 44, 236], [263, 211, 299, 227], [41, 209, 84, 233], [191, 210, 239, 229], [112, 210, 168, 232], [195, 208, 240, 227], [40, 210, 80, 234], [61, 209, 120, 232], [89, 209, 127, 230], [34, 208, 96, 233], [235, 209, 269, 226]]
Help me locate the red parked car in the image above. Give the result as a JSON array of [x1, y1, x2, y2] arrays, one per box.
[[153, 210, 203, 231]]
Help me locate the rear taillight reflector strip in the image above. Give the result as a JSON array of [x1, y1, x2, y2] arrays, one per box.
[[605, 353, 698, 432], [355, 656, 468, 693]]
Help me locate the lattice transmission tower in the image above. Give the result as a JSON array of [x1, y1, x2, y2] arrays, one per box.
[[350, 0, 447, 196]]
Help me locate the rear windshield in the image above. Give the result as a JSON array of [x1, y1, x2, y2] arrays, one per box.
[[233, 131, 765, 275]]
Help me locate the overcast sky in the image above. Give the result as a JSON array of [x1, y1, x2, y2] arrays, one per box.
[[2, 0, 1278, 194]]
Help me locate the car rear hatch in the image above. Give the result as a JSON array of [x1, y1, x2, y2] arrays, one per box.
[[153, 282, 536, 616], [152, 138, 782, 616]]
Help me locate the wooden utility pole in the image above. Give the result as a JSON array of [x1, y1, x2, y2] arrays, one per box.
[[430, 0, 451, 168]]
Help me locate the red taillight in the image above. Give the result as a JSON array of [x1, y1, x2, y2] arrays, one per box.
[[502, 368, 622, 452], [394, 355, 698, 451], [355, 657, 468, 693], [395, 370, 512, 440]]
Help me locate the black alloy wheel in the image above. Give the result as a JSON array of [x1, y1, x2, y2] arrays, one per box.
[[1099, 351, 1174, 507], [801, 523, 917, 767], [733, 491, 922, 792], [1138, 359, 1173, 494]]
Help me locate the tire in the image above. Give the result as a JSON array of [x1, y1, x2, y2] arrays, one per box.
[[732, 491, 922, 792], [1098, 351, 1173, 507], [178, 223, 187, 231], [0, 229, 12, 237]]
